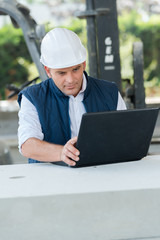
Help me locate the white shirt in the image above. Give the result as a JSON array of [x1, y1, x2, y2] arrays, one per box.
[[18, 74, 126, 151]]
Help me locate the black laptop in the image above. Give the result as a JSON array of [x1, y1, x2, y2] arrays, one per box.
[[73, 108, 159, 168]]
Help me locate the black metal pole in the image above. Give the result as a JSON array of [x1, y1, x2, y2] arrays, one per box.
[[94, 0, 121, 91], [86, 0, 99, 78], [133, 42, 146, 109]]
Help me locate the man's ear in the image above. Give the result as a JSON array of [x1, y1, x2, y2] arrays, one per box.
[[44, 66, 51, 78], [83, 61, 86, 71]]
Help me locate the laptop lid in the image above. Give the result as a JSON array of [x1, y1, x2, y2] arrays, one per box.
[[73, 108, 159, 168]]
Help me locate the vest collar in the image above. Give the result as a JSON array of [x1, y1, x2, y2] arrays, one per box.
[[83, 71, 92, 100]]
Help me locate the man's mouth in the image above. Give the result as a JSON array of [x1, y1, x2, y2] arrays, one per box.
[[66, 85, 76, 89]]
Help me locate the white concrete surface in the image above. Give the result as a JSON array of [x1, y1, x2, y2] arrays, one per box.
[[0, 155, 160, 240], [0, 155, 160, 197]]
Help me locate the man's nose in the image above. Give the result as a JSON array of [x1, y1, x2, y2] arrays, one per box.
[[66, 73, 74, 83]]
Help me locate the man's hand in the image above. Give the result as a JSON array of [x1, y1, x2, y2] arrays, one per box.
[[60, 137, 80, 166], [21, 137, 80, 165]]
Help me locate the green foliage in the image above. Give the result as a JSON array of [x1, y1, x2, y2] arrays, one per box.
[[119, 11, 160, 85], [0, 25, 32, 99], [1, 10, 160, 99]]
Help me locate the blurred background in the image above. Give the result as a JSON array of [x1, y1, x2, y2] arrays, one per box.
[[0, 0, 160, 165]]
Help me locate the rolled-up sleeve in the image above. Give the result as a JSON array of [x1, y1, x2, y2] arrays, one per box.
[[18, 95, 44, 153]]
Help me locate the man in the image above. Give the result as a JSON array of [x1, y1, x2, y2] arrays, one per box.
[[18, 28, 126, 166]]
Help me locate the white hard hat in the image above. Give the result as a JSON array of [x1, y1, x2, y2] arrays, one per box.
[[40, 28, 87, 69]]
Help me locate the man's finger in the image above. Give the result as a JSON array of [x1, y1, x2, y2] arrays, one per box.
[[63, 148, 79, 161], [63, 156, 76, 166], [66, 137, 79, 155], [68, 136, 78, 145], [66, 144, 79, 156]]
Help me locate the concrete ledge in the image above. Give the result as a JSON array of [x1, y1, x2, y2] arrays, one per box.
[[0, 155, 160, 239], [1, 190, 160, 240]]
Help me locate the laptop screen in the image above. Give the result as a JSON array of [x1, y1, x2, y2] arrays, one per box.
[[73, 108, 159, 167]]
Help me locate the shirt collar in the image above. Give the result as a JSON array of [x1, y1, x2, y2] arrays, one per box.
[[79, 73, 87, 93]]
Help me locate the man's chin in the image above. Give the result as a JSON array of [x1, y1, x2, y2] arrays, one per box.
[[65, 88, 79, 97]]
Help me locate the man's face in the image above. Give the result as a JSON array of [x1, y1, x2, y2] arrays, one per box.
[[45, 62, 86, 97]]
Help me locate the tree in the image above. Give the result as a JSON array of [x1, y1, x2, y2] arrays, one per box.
[[119, 11, 160, 87], [0, 25, 32, 99]]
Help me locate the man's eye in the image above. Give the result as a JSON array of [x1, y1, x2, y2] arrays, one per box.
[[73, 67, 80, 72]]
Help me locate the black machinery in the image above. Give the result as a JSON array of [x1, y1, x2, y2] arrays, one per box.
[[76, 0, 146, 109]]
